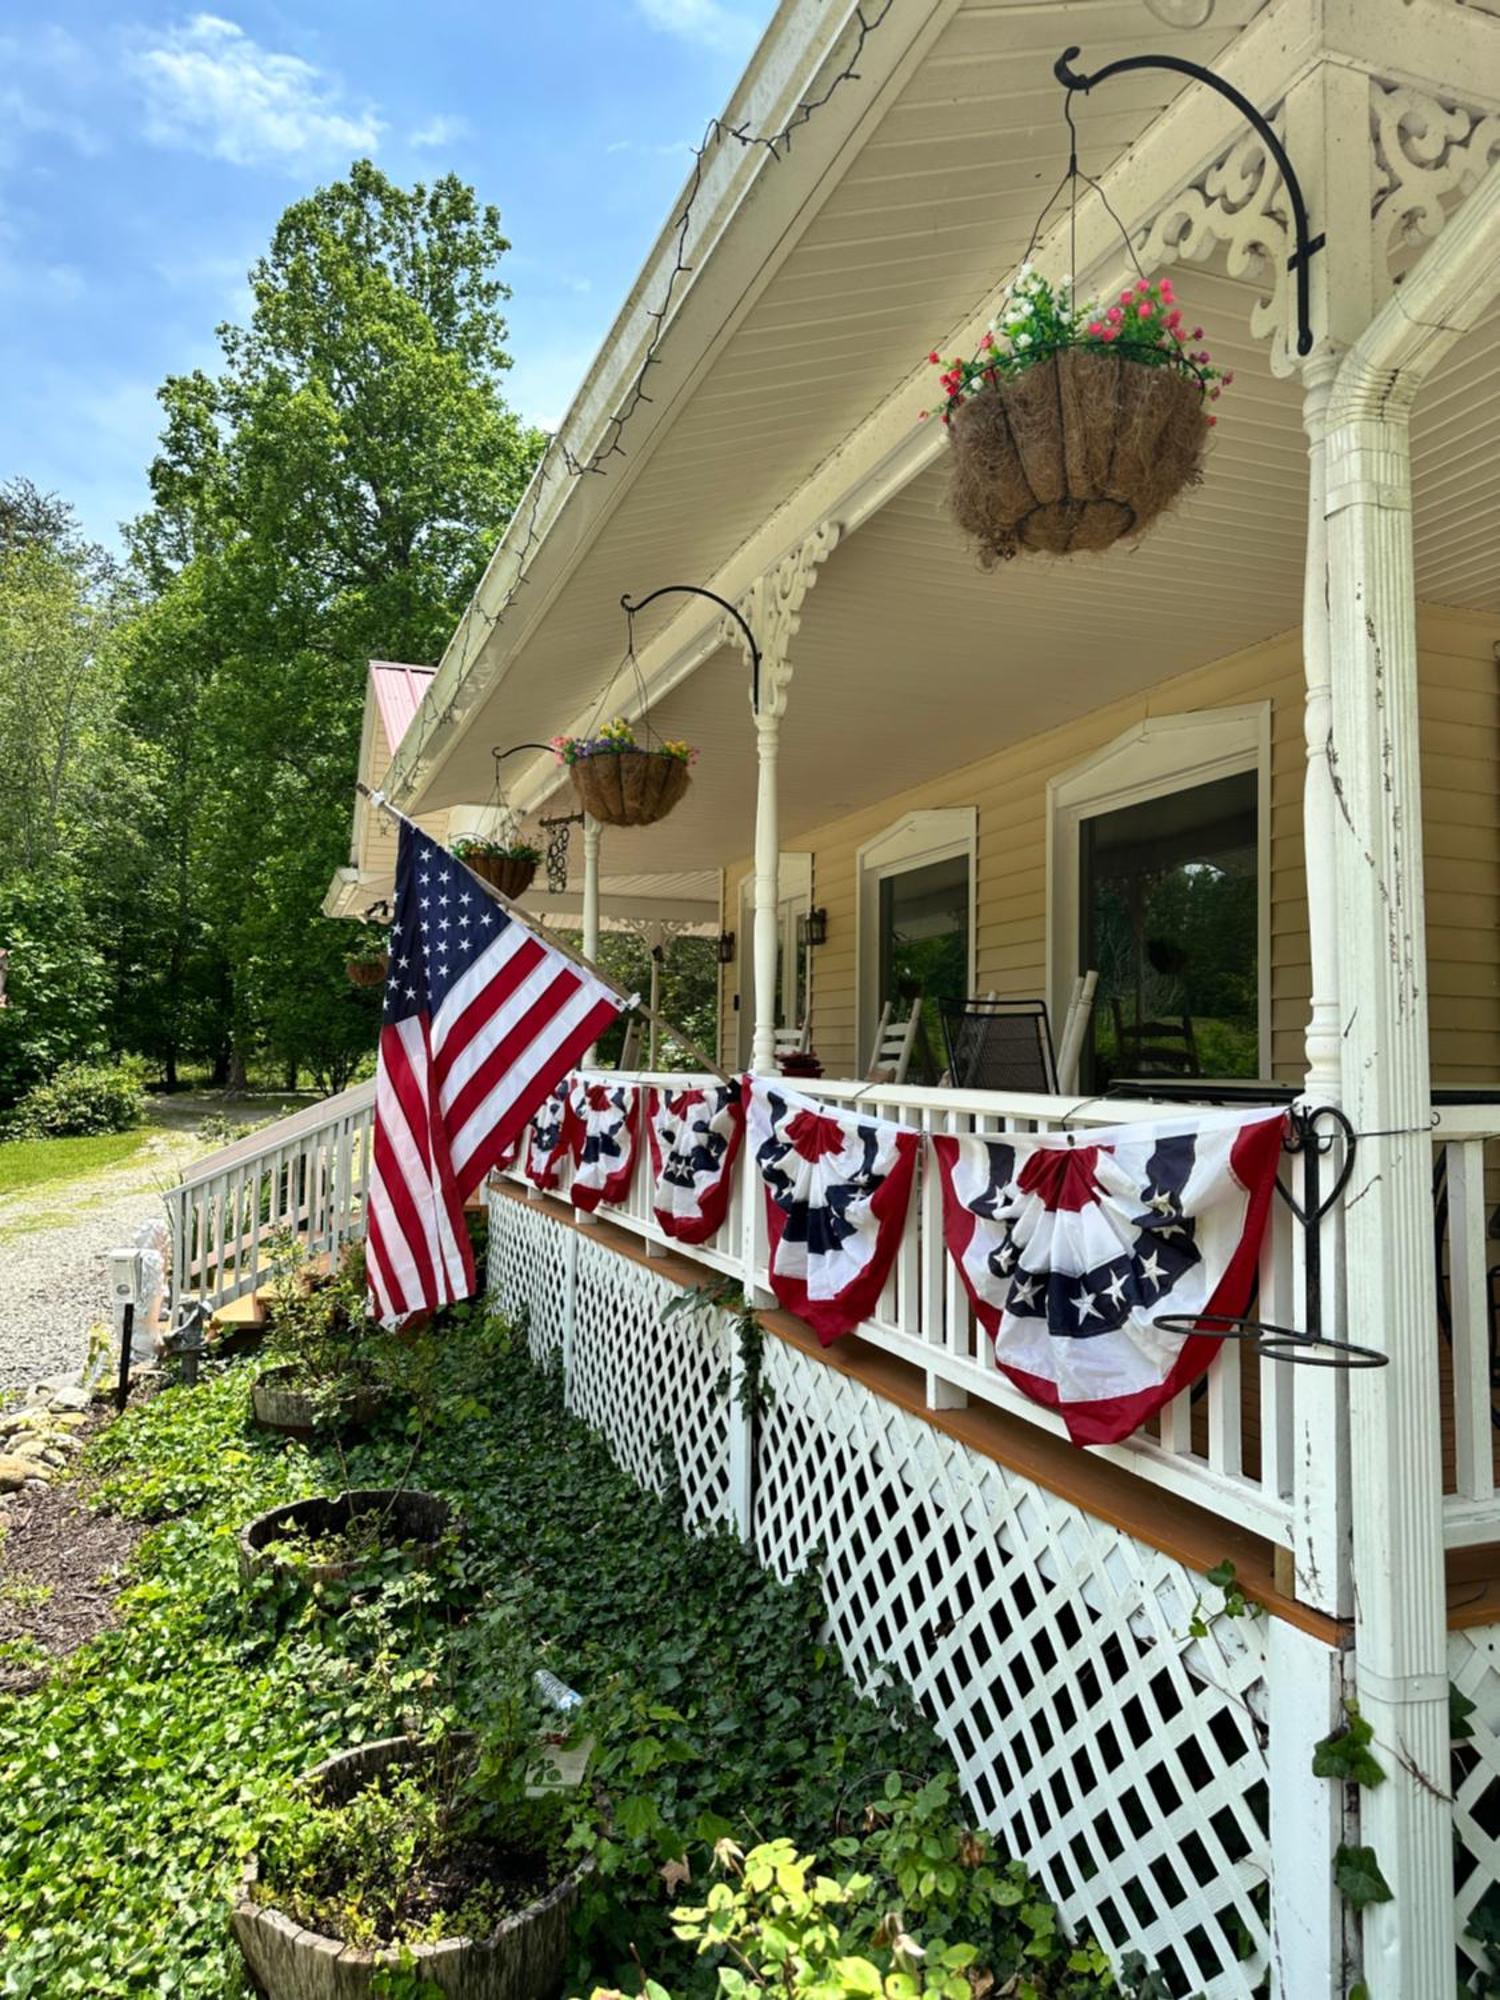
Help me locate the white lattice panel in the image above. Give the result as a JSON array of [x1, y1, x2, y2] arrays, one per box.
[[753, 1337, 1272, 1998], [570, 1232, 734, 1533], [487, 1191, 569, 1364], [1450, 1623, 1500, 1983]]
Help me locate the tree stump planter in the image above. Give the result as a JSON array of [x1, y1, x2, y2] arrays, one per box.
[[238, 1488, 453, 1589], [344, 955, 388, 988], [251, 1366, 385, 1441], [232, 1735, 588, 2000], [568, 750, 690, 828], [462, 853, 537, 899], [947, 348, 1207, 562]]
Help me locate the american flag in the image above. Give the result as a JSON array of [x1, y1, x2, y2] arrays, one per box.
[[366, 821, 624, 1323]]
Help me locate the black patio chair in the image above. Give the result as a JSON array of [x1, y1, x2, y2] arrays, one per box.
[[939, 998, 1058, 1094], [1109, 998, 1202, 1078]]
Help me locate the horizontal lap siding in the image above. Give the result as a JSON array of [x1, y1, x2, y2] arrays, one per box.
[[719, 608, 1500, 1087]]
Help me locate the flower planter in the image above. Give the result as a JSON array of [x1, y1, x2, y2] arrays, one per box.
[[569, 749, 690, 828], [947, 348, 1206, 563], [463, 852, 537, 899], [237, 1487, 452, 1588], [345, 954, 388, 988], [232, 1735, 587, 2000], [251, 1365, 385, 1441]]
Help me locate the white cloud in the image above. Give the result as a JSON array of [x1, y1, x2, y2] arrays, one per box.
[[129, 14, 383, 170], [409, 113, 469, 150], [635, 0, 761, 56]]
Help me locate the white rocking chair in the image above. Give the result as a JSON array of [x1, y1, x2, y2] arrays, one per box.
[[773, 1020, 812, 1061], [865, 999, 923, 1086]]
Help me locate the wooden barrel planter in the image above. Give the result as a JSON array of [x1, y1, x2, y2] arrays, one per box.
[[462, 852, 537, 899], [238, 1488, 452, 1588], [568, 750, 690, 828], [251, 1366, 385, 1441], [344, 954, 388, 988], [232, 1735, 588, 2000], [947, 348, 1207, 563]]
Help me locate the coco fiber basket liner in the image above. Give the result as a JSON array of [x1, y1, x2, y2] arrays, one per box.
[[464, 851, 537, 899], [948, 347, 1207, 564], [570, 748, 691, 828]]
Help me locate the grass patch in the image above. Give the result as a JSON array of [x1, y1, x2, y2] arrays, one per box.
[[0, 1317, 1123, 1999], [0, 1128, 154, 1199]]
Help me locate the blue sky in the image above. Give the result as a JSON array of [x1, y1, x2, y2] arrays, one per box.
[[0, 2, 772, 548]]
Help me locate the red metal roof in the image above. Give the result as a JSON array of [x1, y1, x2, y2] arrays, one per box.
[[369, 661, 435, 756]]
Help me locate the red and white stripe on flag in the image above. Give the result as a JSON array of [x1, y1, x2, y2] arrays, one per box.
[[567, 1078, 639, 1214], [747, 1077, 919, 1345], [365, 823, 622, 1324], [932, 1104, 1285, 1446], [647, 1080, 744, 1245]]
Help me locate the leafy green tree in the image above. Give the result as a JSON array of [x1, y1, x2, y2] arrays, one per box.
[[0, 876, 111, 1107], [128, 161, 545, 1086]]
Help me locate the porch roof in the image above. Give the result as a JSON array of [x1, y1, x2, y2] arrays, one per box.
[[391, 0, 1499, 876]]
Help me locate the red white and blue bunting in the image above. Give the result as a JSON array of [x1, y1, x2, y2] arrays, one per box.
[[647, 1081, 745, 1245], [932, 1105, 1285, 1446], [567, 1078, 639, 1214], [524, 1083, 575, 1193], [747, 1078, 920, 1345]]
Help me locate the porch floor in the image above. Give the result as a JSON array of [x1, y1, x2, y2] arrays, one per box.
[[496, 1184, 1500, 1640]]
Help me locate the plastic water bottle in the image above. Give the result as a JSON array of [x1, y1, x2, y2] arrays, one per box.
[[534, 1668, 583, 1714]]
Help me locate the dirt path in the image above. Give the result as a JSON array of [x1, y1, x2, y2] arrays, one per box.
[[0, 1093, 312, 1394]]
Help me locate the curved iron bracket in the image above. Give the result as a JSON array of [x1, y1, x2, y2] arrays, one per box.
[[1054, 45, 1324, 357], [619, 586, 764, 713]]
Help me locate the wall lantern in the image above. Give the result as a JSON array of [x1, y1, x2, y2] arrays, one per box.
[[798, 908, 828, 949], [716, 930, 737, 965]]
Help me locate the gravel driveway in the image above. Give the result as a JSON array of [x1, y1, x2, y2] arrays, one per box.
[[0, 1094, 310, 1395]]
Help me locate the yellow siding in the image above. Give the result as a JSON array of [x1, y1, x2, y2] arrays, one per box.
[[722, 607, 1500, 1085]]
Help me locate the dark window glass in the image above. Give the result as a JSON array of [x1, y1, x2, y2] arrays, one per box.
[[878, 855, 970, 1083], [1080, 770, 1258, 1090]]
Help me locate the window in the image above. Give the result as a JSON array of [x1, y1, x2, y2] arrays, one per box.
[[1049, 708, 1270, 1091], [858, 810, 976, 1082]]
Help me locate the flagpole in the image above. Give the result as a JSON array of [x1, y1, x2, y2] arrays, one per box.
[[357, 783, 732, 1085]]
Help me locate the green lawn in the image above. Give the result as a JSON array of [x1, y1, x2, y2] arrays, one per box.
[[0, 1128, 153, 1198]]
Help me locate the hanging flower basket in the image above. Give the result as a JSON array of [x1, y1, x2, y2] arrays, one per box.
[[453, 838, 540, 900], [345, 951, 388, 988], [926, 271, 1230, 564], [552, 720, 696, 829]]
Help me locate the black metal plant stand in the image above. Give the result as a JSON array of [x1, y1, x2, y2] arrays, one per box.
[[1160, 1104, 1389, 1367]]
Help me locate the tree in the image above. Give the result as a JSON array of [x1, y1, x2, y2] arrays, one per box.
[[127, 161, 545, 1086]]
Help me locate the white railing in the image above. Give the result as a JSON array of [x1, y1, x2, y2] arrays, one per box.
[[1432, 1103, 1500, 1548], [502, 1071, 1304, 1549], [165, 1081, 376, 1314]]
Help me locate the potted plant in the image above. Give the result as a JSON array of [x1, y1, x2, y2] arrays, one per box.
[[345, 931, 389, 987], [550, 718, 696, 828], [453, 834, 543, 900], [232, 1636, 590, 1999], [925, 267, 1231, 562], [251, 1237, 386, 1439]]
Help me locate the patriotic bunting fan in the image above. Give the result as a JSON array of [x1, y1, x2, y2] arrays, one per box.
[[568, 1078, 639, 1214], [647, 1081, 745, 1245], [524, 1083, 575, 1193], [932, 1105, 1285, 1446], [747, 1078, 920, 1344]]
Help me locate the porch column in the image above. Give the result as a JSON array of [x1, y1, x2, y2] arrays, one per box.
[[580, 815, 602, 964], [732, 522, 840, 1075], [1321, 169, 1500, 1998]]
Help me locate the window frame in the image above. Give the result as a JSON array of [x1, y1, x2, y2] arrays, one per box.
[[856, 808, 977, 1069], [1046, 704, 1273, 1080]]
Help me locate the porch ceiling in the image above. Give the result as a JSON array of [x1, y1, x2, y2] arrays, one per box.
[[429, 261, 1500, 877]]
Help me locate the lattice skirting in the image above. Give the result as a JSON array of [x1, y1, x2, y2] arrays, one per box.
[[487, 1191, 570, 1364], [1450, 1623, 1500, 1984], [488, 1194, 1275, 1996]]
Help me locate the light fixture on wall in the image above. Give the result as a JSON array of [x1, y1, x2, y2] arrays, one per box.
[[798, 907, 828, 949], [716, 930, 736, 965]]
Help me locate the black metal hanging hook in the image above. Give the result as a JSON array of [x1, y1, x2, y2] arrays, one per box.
[[1053, 45, 1324, 357], [619, 586, 764, 713]]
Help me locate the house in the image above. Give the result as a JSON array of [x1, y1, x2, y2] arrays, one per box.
[[170, 2, 1500, 1991]]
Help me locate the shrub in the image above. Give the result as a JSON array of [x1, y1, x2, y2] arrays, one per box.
[[8, 1054, 147, 1137]]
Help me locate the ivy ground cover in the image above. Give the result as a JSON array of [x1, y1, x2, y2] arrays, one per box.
[[0, 1314, 1126, 1998]]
